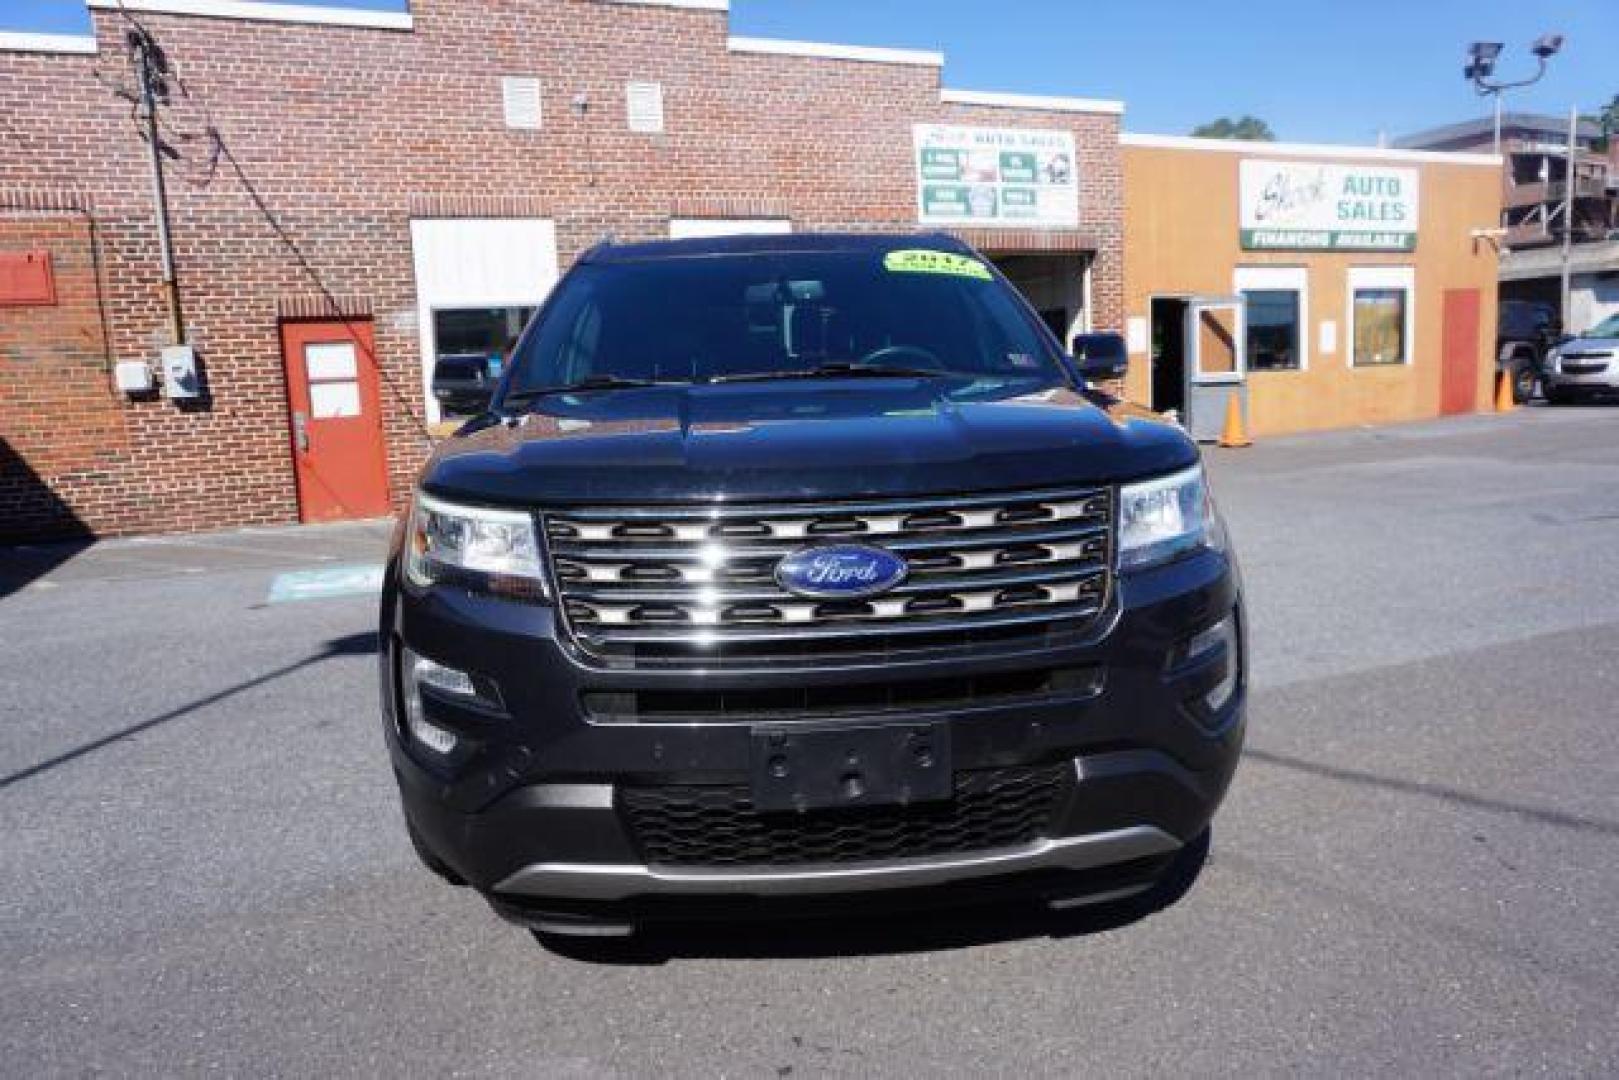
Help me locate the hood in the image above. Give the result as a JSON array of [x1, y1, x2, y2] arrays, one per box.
[[1557, 336, 1619, 355], [421, 379, 1198, 506]]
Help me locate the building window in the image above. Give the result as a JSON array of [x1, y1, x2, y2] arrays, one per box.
[[1234, 266, 1307, 372], [1346, 267, 1415, 367], [434, 306, 535, 364], [1353, 289, 1406, 365], [1244, 290, 1301, 371], [430, 306, 535, 416]]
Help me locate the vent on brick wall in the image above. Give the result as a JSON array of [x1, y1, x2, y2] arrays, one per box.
[[502, 77, 542, 130], [626, 81, 665, 134]]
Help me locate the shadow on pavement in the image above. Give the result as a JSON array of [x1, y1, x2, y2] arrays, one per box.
[[0, 538, 95, 600], [0, 631, 377, 790], [0, 437, 94, 598], [534, 829, 1211, 966], [1246, 747, 1619, 839]]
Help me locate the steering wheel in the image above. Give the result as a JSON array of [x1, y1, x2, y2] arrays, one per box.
[[854, 343, 944, 369]]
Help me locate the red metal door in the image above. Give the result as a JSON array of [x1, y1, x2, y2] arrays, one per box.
[[1440, 289, 1482, 416], [279, 319, 391, 522]]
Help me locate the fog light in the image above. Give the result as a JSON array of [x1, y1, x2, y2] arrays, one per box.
[[405, 709, 459, 756], [400, 648, 480, 756], [1186, 614, 1239, 713], [412, 654, 477, 697]]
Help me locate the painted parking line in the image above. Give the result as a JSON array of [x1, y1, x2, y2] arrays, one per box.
[[267, 564, 385, 604]]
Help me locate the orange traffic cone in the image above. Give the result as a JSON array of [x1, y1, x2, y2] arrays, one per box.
[[1495, 369, 1516, 413], [1217, 395, 1252, 448]]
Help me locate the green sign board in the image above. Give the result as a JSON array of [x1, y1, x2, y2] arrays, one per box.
[[1240, 229, 1417, 252]]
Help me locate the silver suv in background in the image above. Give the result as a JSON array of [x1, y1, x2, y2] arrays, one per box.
[[1544, 313, 1619, 405]]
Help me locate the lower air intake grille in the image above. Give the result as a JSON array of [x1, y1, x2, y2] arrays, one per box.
[[619, 764, 1070, 867]]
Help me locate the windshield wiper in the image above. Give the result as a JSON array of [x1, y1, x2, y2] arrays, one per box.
[[502, 375, 686, 406], [709, 362, 952, 385]]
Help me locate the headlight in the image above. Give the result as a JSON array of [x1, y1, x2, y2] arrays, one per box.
[[1118, 464, 1212, 571], [405, 493, 548, 600]]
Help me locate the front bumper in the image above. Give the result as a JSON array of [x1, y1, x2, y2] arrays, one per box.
[[494, 822, 1179, 900], [381, 545, 1244, 920], [1544, 360, 1616, 391]]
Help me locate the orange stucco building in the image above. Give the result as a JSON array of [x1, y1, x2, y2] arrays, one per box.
[[1120, 134, 1503, 439]]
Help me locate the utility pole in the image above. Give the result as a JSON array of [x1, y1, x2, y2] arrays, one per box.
[[1560, 105, 1576, 330], [130, 27, 185, 345]]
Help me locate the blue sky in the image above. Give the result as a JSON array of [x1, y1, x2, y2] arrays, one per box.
[[7, 0, 1615, 143]]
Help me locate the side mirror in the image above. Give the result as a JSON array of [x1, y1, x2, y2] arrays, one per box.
[[1069, 332, 1129, 381], [432, 354, 495, 416]]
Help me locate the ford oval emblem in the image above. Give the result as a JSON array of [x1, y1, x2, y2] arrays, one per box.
[[775, 544, 908, 599]]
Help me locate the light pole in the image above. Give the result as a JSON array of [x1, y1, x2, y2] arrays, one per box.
[[1465, 34, 1564, 156]]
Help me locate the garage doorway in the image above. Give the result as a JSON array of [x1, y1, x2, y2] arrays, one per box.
[[410, 217, 559, 424], [991, 254, 1091, 347]]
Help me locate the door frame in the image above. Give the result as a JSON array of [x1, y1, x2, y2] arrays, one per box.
[[1148, 292, 1248, 439], [278, 317, 391, 523], [1183, 294, 1249, 443]]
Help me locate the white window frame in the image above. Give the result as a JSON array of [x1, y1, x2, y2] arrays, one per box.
[[668, 218, 793, 239], [409, 218, 559, 424], [1346, 266, 1416, 369], [1234, 266, 1309, 373]]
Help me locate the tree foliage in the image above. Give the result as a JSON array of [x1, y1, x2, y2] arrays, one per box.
[[1591, 94, 1618, 152], [1190, 116, 1276, 141]]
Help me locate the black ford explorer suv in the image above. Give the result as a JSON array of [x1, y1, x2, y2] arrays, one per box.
[[380, 233, 1245, 941]]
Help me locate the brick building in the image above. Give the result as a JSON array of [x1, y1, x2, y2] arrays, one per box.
[[0, 0, 1125, 540]]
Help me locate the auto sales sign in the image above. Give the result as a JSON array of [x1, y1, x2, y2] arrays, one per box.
[[1240, 160, 1419, 251]]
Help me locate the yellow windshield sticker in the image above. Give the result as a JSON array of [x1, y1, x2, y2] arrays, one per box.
[[882, 249, 992, 280]]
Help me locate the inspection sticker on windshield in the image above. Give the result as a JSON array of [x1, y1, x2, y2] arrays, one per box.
[[883, 249, 992, 280]]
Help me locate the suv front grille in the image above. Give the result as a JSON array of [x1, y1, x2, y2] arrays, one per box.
[[620, 764, 1070, 867], [543, 488, 1112, 667]]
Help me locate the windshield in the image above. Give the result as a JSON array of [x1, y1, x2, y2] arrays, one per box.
[[503, 248, 1064, 396], [1579, 313, 1619, 339]]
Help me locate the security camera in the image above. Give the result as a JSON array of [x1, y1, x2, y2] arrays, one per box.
[[1530, 33, 1564, 59]]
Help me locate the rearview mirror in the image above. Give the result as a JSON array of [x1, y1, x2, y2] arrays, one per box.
[[1069, 332, 1129, 381], [432, 354, 495, 416]]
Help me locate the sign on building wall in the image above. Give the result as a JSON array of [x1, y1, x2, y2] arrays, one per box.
[[913, 124, 1079, 228], [1239, 160, 1419, 251]]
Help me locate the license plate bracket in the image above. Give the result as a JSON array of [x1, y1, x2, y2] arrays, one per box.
[[749, 723, 952, 813]]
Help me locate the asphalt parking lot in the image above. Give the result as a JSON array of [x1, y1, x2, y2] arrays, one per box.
[[3, 406, 1617, 1076]]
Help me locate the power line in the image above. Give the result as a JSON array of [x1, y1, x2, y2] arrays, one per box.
[[92, 8, 431, 441]]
